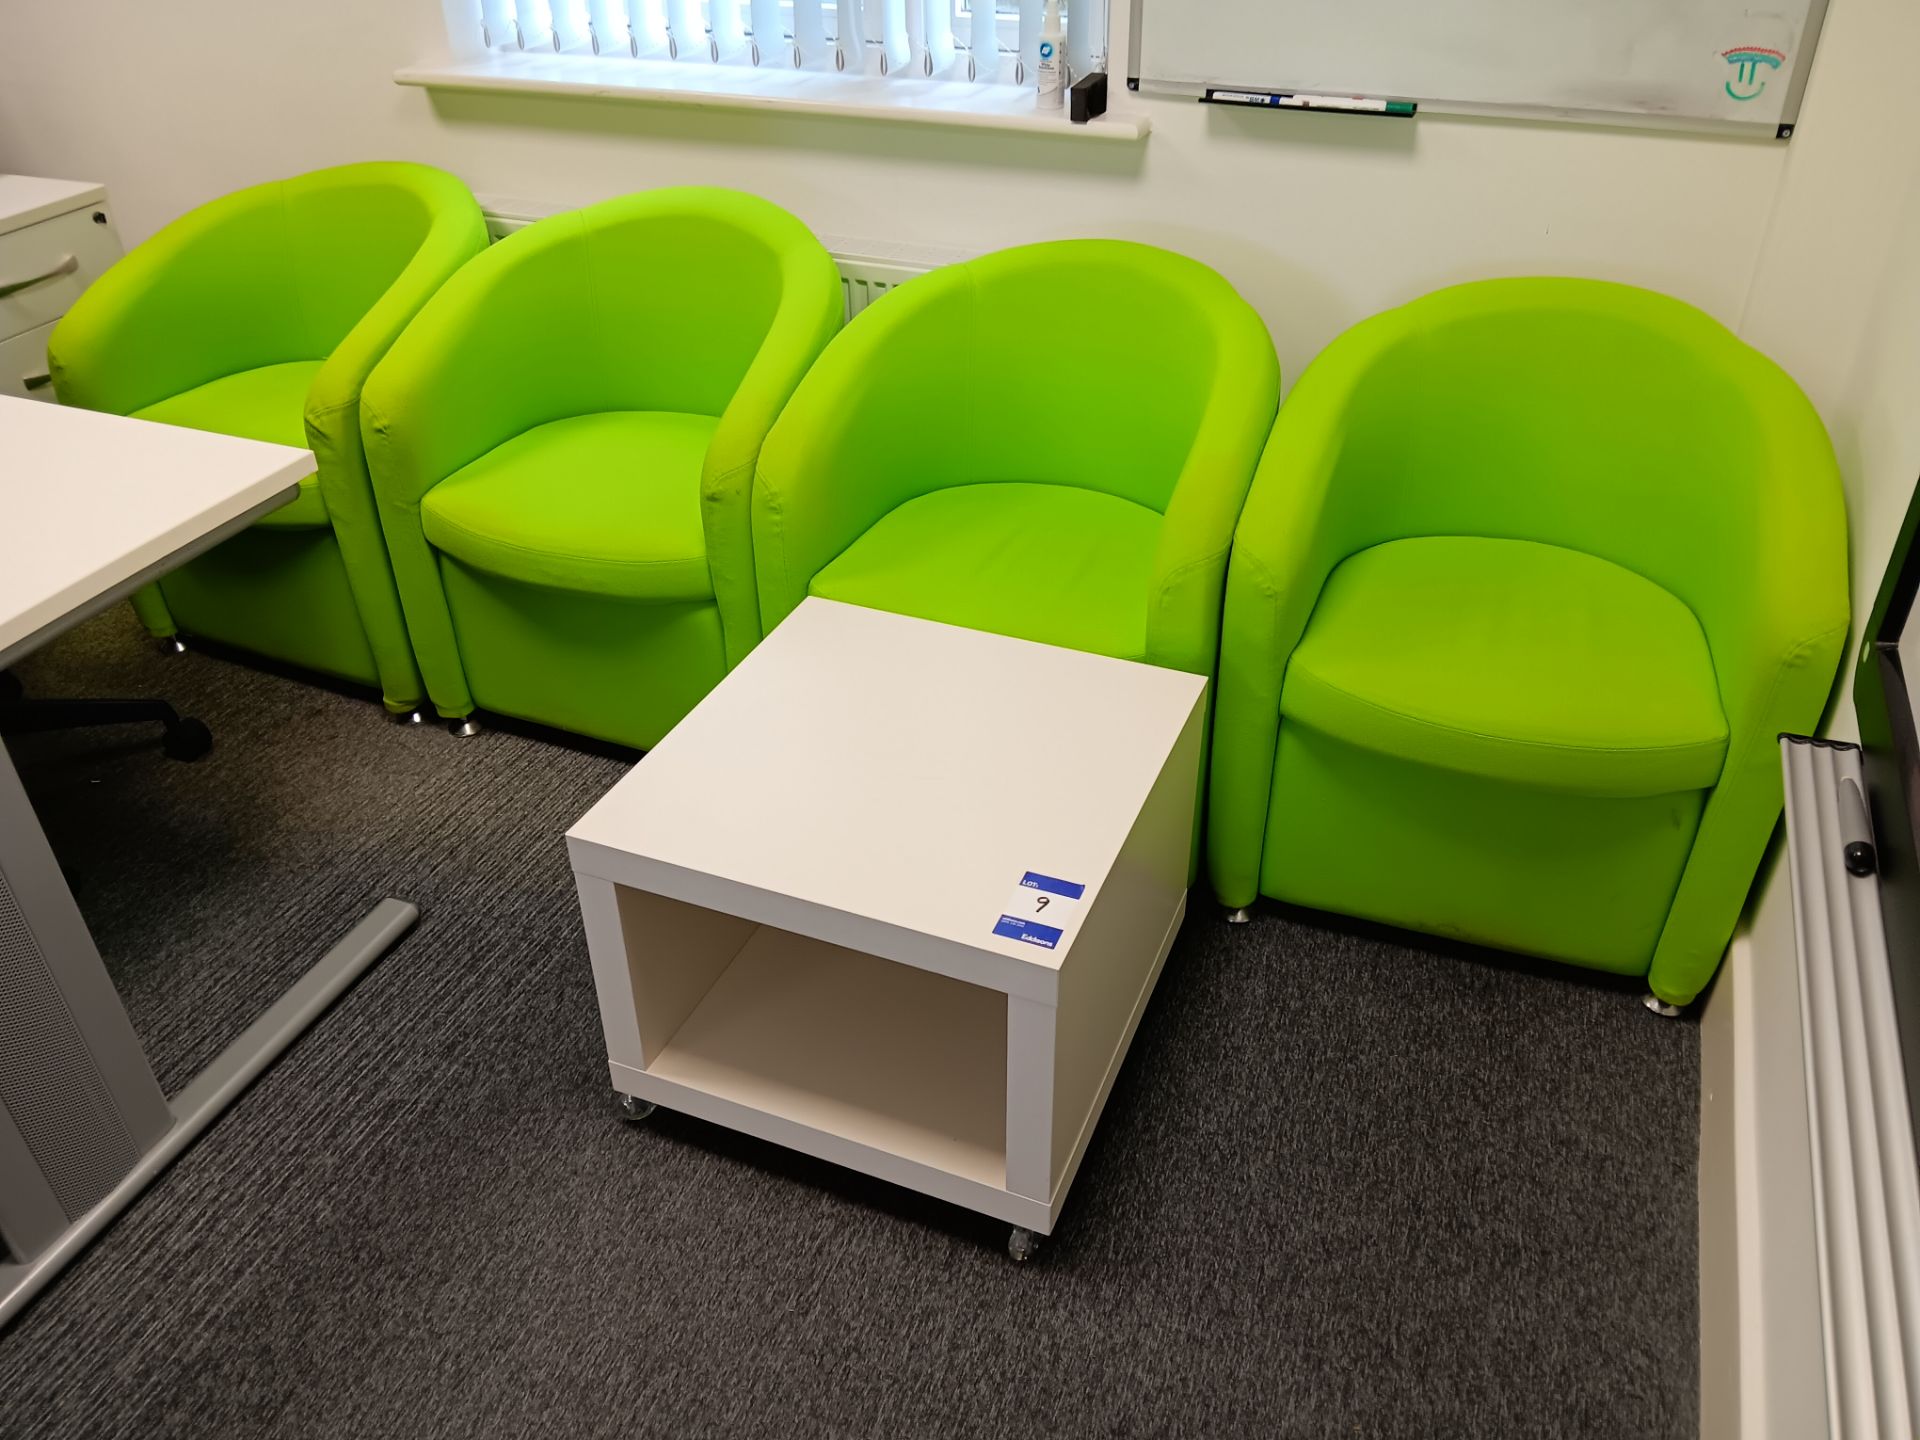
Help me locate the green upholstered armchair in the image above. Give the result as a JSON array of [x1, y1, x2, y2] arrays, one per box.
[[752, 239, 1280, 680], [361, 187, 842, 749], [1209, 278, 1849, 1009], [48, 162, 487, 715]]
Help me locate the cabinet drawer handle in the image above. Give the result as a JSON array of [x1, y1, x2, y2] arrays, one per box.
[[23, 371, 53, 392], [0, 253, 79, 299]]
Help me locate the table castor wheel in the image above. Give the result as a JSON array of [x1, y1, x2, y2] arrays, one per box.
[[619, 1093, 656, 1123], [1007, 1227, 1042, 1263]]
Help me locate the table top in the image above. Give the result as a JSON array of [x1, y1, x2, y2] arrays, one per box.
[[567, 598, 1207, 981], [0, 398, 312, 663], [0, 174, 107, 234]]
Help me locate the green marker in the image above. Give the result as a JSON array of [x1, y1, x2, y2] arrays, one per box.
[[1205, 89, 1417, 117]]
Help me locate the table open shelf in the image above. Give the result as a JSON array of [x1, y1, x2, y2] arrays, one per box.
[[639, 917, 1008, 1191]]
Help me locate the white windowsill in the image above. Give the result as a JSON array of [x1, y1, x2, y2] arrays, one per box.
[[395, 55, 1151, 142]]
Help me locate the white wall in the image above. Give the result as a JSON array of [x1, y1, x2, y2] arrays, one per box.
[[0, 0, 1792, 388], [1742, 2, 1920, 720]]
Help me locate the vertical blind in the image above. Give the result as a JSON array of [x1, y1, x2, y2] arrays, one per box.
[[477, 0, 1107, 86]]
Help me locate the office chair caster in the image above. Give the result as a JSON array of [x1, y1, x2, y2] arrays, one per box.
[[1007, 1227, 1042, 1263], [619, 1093, 656, 1123], [390, 708, 426, 726], [161, 717, 213, 762], [1642, 993, 1685, 1019], [448, 717, 481, 738], [155, 636, 187, 657]]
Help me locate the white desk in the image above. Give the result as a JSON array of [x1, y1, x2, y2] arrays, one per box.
[[569, 599, 1206, 1259], [0, 398, 309, 666], [0, 397, 418, 1322]]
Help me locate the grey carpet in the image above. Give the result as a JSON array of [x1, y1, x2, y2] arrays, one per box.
[[0, 611, 1700, 1439]]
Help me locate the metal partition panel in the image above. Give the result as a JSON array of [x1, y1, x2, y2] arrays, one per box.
[[1782, 736, 1920, 1440]]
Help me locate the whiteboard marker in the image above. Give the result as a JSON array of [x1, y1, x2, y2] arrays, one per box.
[[1204, 88, 1416, 117]]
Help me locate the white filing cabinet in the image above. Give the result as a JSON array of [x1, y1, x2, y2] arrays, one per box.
[[0, 176, 123, 403]]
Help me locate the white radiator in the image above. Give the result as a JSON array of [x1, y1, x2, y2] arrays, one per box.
[[479, 203, 943, 323], [830, 253, 924, 320], [1780, 735, 1920, 1439]]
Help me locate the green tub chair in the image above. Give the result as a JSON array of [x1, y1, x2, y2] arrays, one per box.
[[48, 162, 488, 716], [1209, 277, 1849, 1010], [362, 187, 842, 749], [752, 238, 1280, 681]]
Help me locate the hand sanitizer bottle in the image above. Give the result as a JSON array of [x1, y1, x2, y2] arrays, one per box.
[[1037, 0, 1065, 108]]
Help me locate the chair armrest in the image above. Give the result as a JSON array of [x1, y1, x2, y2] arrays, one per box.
[[360, 219, 594, 514], [49, 186, 304, 416], [753, 275, 970, 633], [307, 186, 487, 554], [1146, 318, 1280, 676], [307, 194, 488, 430], [700, 244, 844, 668], [1206, 335, 1379, 906], [1694, 378, 1852, 748], [361, 221, 582, 723], [1648, 377, 1850, 1001]]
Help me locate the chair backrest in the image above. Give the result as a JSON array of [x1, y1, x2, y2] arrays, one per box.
[[461, 187, 830, 423], [871, 239, 1274, 515], [1313, 277, 1839, 635], [278, 163, 477, 358], [50, 161, 479, 416]]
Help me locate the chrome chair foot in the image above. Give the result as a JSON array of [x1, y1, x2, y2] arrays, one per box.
[[1642, 993, 1685, 1018], [1225, 907, 1252, 925], [448, 717, 481, 738], [155, 636, 187, 657], [390, 708, 426, 726]]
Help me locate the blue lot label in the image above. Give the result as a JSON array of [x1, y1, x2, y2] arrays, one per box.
[[993, 871, 1087, 950]]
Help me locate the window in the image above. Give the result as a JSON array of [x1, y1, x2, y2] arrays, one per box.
[[471, 0, 1108, 89]]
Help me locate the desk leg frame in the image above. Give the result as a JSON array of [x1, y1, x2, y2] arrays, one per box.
[[0, 742, 415, 1326]]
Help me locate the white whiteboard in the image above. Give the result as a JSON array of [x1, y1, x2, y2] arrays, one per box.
[[1132, 0, 1830, 136]]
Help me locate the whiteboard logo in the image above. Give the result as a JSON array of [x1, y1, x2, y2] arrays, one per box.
[[1722, 46, 1784, 102]]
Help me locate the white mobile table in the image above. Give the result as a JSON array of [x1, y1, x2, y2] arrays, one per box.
[[568, 598, 1206, 1258], [0, 398, 418, 1322]]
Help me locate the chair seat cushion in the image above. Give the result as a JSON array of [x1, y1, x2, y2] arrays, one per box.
[[808, 483, 1160, 661], [1281, 536, 1729, 797], [421, 411, 718, 601], [134, 361, 327, 528]]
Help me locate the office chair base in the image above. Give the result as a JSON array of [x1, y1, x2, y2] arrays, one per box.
[[1642, 993, 1685, 1018], [155, 636, 187, 657], [1225, 907, 1252, 925], [1007, 1227, 1042, 1263], [160, 718, 213, 763], [390, 708, 426, 726], [619, 1093, 656, 1124], [0, 697, 212, 763], [448, 717, 481, 738]]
